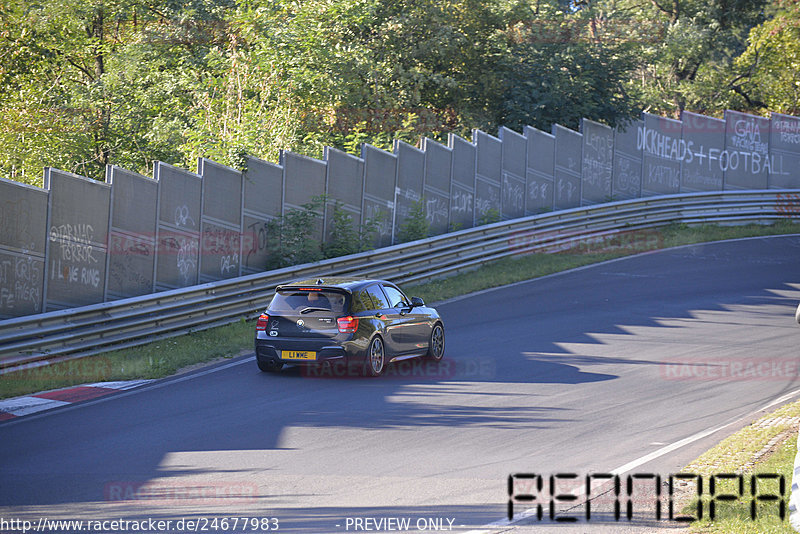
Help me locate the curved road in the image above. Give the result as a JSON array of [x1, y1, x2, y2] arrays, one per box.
[[1, 236, 800, 533]]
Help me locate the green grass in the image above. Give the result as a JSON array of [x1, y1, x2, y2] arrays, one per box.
[[0, 319, 254, 399], [681, 399, 800, 533], [1, 219, 799, 400], [660, 219, 800, 247]]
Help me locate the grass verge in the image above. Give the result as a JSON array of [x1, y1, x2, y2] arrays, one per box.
[[679, 399, 800, 533], [1, 219, 799, 400]]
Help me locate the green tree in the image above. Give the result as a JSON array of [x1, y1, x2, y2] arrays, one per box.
[[498, 6, 643, 131], [0, 0, 226, 184], [604, 0, 767, 115], [732, 0, 800, 115]]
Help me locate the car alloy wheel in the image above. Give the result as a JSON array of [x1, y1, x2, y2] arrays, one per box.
[[426, 324, 445, 361], [366, 336, 385, 377]]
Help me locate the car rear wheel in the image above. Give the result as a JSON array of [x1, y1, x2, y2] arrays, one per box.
[[364, 336, 385, 377], [257, 357, 284, 373], [426, 323, 445, 361]]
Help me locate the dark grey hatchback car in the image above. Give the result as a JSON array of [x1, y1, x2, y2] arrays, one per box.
[[255, 278, 445, 376]]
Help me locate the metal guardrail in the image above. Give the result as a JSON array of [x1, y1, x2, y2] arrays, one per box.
[[1, 189, 798, 374]]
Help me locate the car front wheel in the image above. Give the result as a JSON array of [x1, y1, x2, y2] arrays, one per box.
[[426, 324, 445, 361], [364, 336, 386, 377]]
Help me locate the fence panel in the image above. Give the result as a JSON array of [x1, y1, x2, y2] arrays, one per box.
[[680, 111, 725, 193], [499, 127, 526, 219], [724, 110, 770, 190], [524, 126, 555, 214], [769, 112, 800, 189], [613, 120, 643, 200], [281, 151, 327, 243], [154, 162, 202, 290], [553, 124, 582, 210], [581, 119, 614, 205], [363, 144, 397, 247], [241, 156, 284, 274], [0, 178, 47, 318], [474, 129, 502, 221], [324, 147, 365, 243], [106, 166, 157, 299], [449, 134, 476, 229], [641, 112, 682, 197], [198, 158, 243, 282], [422, 138, 452, 235], [44, 168, 111, 310]]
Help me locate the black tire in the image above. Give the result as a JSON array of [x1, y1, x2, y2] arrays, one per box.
[[364, 336, 386, 377], [257, 357, 284, 373], [425, 323, 445, 361]]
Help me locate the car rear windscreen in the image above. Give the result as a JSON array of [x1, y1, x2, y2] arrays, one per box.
[[268, 290, 349, 315]]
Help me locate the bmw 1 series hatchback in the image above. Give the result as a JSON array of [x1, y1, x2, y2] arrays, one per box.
[[255, 278, 445, 376]]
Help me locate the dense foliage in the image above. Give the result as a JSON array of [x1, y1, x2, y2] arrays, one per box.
[[0, 0, 789, 186]]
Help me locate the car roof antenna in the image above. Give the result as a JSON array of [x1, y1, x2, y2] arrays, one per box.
[[316, 278, 324, 285]]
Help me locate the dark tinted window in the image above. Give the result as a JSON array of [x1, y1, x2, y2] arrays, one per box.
[[381, 285, 408, 308], [351, 289, 375, 312], [366, 285, 389, 310], [268, 290, 347, 314]]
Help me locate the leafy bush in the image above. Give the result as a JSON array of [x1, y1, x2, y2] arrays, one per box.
[[264, 195, 326, 269], [477, 208, 501, 226], [397, 198, 430, 243], [323, 200, 380, 258], [263, 195, 382, 268]]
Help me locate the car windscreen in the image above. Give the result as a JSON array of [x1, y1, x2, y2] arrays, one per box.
[[268, 289, 349, 314]]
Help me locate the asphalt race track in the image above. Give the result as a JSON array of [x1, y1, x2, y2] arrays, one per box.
[[1, 235, 800, 533]]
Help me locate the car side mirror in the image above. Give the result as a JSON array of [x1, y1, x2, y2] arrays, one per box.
[[410, 296, 425, 307]]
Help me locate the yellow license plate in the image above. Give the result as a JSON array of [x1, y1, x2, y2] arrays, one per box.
[[281, 350, 317, 361]]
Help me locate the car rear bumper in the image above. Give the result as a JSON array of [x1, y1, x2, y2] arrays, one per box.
[[255, 337, 363, 365]]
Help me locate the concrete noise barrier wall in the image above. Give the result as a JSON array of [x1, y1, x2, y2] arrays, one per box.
[[44, 168, 111, 311], [553, 124, 583, 210], [499, 127, 527, 220], [524, 126, 555, 214], [324, 147, 365, 243], [613, 119, 643, 200], [448, 134, 477, 229], [422, 138, 453, 234], [198, 158, 244, 283], [241, 155, 283, 275], [580, 119, 614, 205], [106, 166, 157, 300], [0, 178, 48, 318], [154, 162, 202, 291], [1, 109, 800, 318]]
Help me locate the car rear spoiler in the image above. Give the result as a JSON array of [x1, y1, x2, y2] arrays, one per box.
[[275, 284, 352, 295]]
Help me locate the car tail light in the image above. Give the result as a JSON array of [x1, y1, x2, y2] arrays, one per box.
[[337, 316, 358, 333], [256, 313, 269, 331]]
